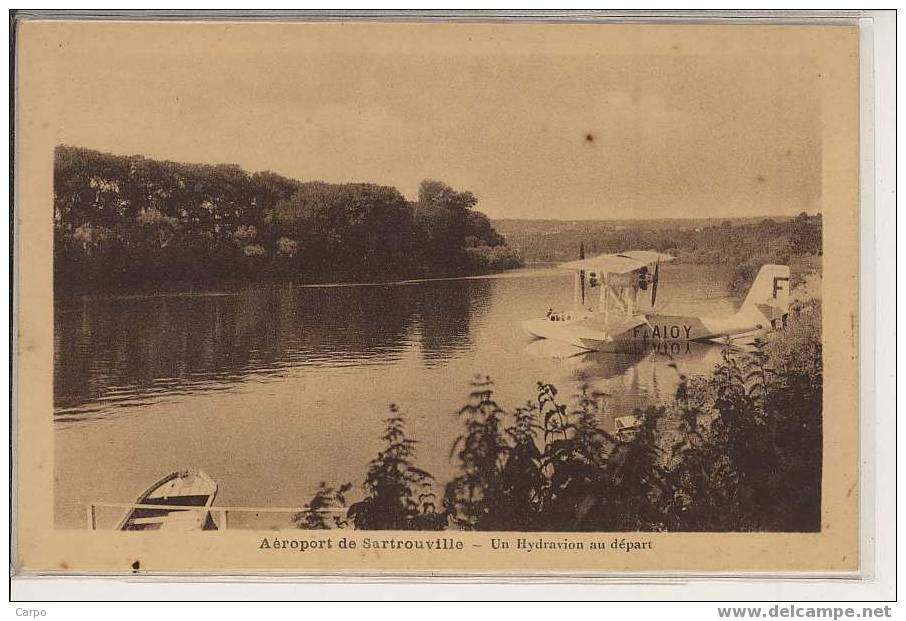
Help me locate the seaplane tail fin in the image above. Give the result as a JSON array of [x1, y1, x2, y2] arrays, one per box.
[[741, 264, 791, 326]]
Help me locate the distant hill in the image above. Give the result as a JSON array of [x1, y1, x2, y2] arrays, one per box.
[[491, 216, 808, 262], [492, 216, 794, 245], [491, 214, 821, 296]]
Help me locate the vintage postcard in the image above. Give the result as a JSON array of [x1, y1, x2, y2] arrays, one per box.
[[14, 16, 860, 574]]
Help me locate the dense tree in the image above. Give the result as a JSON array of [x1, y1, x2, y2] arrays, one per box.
[[403, 180, 519, 276], [53, 146, 522, 292]]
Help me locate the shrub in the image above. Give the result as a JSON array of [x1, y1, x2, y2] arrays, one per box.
[[464, 245, 524, 273], [444, 377, 513, 530], [347, 406, 447, 530], [293, 482, 351, 529]]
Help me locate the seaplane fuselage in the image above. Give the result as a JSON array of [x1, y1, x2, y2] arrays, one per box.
[[522, 312, 765, 352]]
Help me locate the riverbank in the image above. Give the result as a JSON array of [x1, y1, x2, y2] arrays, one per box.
[[53, 264, 535, 300], [290, 297, 823, 532]]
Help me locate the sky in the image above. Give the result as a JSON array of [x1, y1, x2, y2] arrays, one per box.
[[38, 22, 833, 220]]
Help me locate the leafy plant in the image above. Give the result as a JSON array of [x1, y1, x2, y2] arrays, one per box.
[[444, 376, 512, 530], [293, 482, 351, 529], [347, 406, 446, 530], [535, 383, 614, 530], [496, 401, 545, 530]]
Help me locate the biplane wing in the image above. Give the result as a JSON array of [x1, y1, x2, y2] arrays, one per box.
[[524, 248, 790, 353], [557, 251, 674, 274]]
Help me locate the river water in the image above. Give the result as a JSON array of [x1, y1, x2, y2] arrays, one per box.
[[54, 264, 736, 528]]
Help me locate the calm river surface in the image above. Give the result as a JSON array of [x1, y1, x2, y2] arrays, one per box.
[[55, 265, 735, 528]]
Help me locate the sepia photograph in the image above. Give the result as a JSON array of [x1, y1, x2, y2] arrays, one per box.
[[13, 16, 862, 574]]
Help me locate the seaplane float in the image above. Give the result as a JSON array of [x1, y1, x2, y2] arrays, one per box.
[[522, 250, 790, 353]]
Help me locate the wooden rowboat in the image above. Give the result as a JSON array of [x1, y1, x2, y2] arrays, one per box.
[[118, 470, 218, 531]]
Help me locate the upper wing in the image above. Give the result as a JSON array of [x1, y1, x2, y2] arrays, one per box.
[[617, 250, 675, 265], [558, 250, 674, 274]]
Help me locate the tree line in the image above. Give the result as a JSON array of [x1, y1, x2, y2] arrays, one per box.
[[54, 146, 522, 293], [496, 214, 822, 296], [295, 300, 823, 532], [495, 214, 822, 265]]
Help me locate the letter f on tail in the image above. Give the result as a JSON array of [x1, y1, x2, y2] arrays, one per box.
[[741, 264, 791, 328]]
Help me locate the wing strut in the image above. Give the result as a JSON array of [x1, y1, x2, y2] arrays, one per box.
[[650, 258, 660, 308], [579, 242, 586, 306]]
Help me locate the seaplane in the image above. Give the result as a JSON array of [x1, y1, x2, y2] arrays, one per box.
[[522, 250, 790, 352]]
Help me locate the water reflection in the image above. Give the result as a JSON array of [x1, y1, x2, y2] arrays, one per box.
[[54, 278, 492, 421], [524, 338, 719, 378], [54, 265, 733, 426], [417, 279, 492, 363], [522, 337, 723, 422]]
